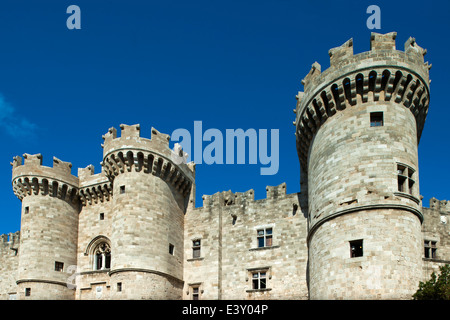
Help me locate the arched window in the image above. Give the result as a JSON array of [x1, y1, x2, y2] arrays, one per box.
[[94, 242, 111, 270], [84, 236, 112, 271]]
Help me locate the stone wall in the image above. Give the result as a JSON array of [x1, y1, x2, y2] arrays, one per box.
[[0, 232, 19, 300], [184, 183, 309, 300], [422, 198, 450, 278]]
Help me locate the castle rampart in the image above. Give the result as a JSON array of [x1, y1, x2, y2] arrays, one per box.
[[184, 183, 309, 299], [296, 32, 431, 299], [11, 154, 79, 299], [0, 32, 448, 300]]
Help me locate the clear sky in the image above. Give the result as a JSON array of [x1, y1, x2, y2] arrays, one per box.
[[0, 0, 449, 235]]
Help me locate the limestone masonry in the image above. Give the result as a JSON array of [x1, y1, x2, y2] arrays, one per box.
[[0, 32, 448, 299]]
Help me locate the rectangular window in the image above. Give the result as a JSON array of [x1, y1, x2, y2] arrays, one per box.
[[397, 164, 415, 195], [117, 282, 122, 292], [252, 271, 267, 290], [120, 185, 125, 194], [192, 239, 201, 258], [54, 261, 64, 272], [370, 112, 384, 127], [25, 288, 31, 297], [350, 239, 363, 258], [257, 228, 273, 248], [99, 213, 105, 220], [169, 243, 174, 255], [192, 287, 200, 300], [24, 206, 29, 214], [424, 240, 437, 259]]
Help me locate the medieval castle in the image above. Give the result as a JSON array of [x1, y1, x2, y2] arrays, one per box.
[[0, 32, 449, 300]]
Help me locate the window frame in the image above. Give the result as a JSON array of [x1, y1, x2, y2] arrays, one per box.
[[54, 261, 64, 272], [93, 242, 111, 271], [397, 163, 415, 195], [370, 111, 384, 127], [192, 239, 201, 259], [350, 239, 364, 258], [252, 271, 267, 290], [256, 227, 273, 248], [424, 240, 437, 259]]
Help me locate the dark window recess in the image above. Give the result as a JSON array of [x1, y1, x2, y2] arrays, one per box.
[[370, 112, 384, 127], [25, 288, 31, 297], [424, 240, 437, 259], [117, 282, 122, 292], [192, 240, 201, 258], [350, 240, 363, 258], [120, 185, 125, 194], [257, 228, 273, 248], [99, 213, 105, 220], [397, 164, 415, 195], [169, 243, 175, 255], [24, 206, 29, 214], [252, 271, 267, 290], [54, 261, 64, 272], [192, 287, 199, 300]]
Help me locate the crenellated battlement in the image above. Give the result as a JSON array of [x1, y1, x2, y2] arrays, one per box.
[[101, 124, 194, 197], [11, 154, 79, 203], [78, 165, 112, 206], [429, 197, 450, 214], [294, 32, 431, 170], [0, 231, 19, 248], [101, 124, 172, 157], [199, 182, 290, 208]]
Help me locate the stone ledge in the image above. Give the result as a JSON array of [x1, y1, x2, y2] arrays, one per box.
[[245, 288, 272, 293], [249, 245, 280, 252], [307, 203, 424, 244]]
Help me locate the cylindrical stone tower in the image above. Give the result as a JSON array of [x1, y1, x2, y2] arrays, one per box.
[[295, 32, 431, 299], [11, 154, 79, 299], [101, 124, 194, 299]]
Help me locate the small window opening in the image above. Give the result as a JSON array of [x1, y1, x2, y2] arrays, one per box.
[[54, 261, 64, 272], [350, 239, 363, 258], [94, 242, 111, 270], [397, 164, 415, 195], [252, 271, 267, 290], [424, 240, 437, 259], [257, 228, 273, 248], [192, 287, 200, 300], [24, 206, 29, 214], [192, 239, 201, 258], [169, 243, 174, 255], [99, 213, 105, 220], [117, 282, 122, 292], [370, 112, 383, 127], [25, 288, 31, 297], [120, 185, 125, 194]]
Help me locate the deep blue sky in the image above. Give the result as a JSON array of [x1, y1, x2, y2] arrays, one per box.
[[0, 0, 449, 234]]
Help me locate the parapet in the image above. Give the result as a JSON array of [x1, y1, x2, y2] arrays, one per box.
[[77, 165, 112, 206], [1, 231, 19, 246], [102, 124, 172, 157], [11, 154, 79, 203], [295, 32, 431, 170], [200, 182, 290, 208], [429, 197, 450, 214], [101, 124, 194, 197]]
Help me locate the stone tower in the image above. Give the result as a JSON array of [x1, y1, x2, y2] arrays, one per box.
[[101, 124, 194, 299], [11, 154, 79, 299], [295, 32, 431, 299]]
